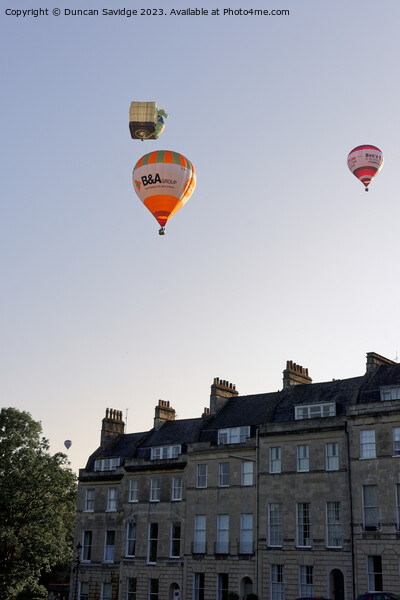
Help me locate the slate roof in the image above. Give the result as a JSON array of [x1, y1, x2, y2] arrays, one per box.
[[137, 418, 205, 448], [358, 363, 400, 403], [85, 431, 149, 470]]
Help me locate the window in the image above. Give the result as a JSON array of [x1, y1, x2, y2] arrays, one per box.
[[295, 403, 335, 420], [193, 573, 205, 600], [147, 523, 158, 563], [82, 531, 92, 562], [217, 426, 250, 445], [241, 461, 253, 485], [149, 579, 159, 600], [269, 447, 281, 473], [268, 503, 282, 547], [104, 531, 115, 562], [172, 476, 183, 500], [326, 502, 342, 547], [367, 556, 383, 591], [218, 463, 230, 487], [150, 478, 160, 502], [194, 515, 206, 553], [240, 513, 253, 553], [170, 522, 181, 557], [393, 428, 400, 456], [84, 489, 94, 511], [79, 582, 89, 600], [216, 514, 229, 554], [196, 464, 207, 488], [126, 522, 136, 557], [297, 445, 309, 472], [271, 565, 285, 600], [102, 583, 112, 600], [107, 487, 117, 511], [299, 566, 314, 597], [396, 484, 400, 529], [94, 457, 120, 471], [360, 430, 376, 458], [151, 445, 181, 460], [326, 442, 339, 470], [297, 503, 311, 547], [129, 479, 139, 502], [363, 485, 379, 529], [217, 574, 229, 600], [127, 578, 137, 600], [381, 386, 400, 401]]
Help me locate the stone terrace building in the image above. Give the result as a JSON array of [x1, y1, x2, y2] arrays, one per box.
[[71, 352, 400, 600]]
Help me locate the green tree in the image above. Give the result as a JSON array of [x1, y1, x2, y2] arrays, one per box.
[[0, 407, 77, 600]]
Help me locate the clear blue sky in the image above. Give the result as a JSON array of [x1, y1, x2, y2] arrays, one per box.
[[1, 0, 399, 473]]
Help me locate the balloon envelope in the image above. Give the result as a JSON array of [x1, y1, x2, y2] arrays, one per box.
[[347, 145, 383, 190], [64, 440, 72, 450], [133, 150, 196, 229]]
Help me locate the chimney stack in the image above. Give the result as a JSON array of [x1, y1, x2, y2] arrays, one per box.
[[154, 400, 175, 430], [283, 361, 312, 389], [366, 351, 396, 374], [210, 378, 238, 414], [100, 408, 124, 447]]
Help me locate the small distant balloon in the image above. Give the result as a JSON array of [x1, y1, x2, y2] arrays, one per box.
[[347, 145, 384, 191], [64, 440, 72, 450]]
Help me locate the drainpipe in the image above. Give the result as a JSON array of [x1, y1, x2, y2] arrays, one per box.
[[256, 427, 260, 599], [345, 422, 356, 600]]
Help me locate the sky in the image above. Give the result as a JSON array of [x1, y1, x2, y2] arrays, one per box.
[[1, 0, 399, 474]]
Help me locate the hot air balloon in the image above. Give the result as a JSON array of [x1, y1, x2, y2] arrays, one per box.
[[133, 150, 196, 235], [347, 145, 384, 191], [64, 440, 72, 450], [129, 102, 168, 140]]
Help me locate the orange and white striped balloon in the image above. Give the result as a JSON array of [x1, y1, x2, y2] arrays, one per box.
[[347, 145, 383, 191], [133, 150, 196, 230]]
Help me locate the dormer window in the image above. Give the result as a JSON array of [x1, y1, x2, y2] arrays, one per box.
[[150, 445, 181, 460], [218, 426, 250, 445], [295, 403, 336, 420], [381, 386, 400, 401], [94, 457, 120, 471]]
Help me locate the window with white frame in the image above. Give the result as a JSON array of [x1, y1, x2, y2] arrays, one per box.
[[172, 476, 183, 500], [269, 447, 281, 473], [268, 503, 282, 547], [194, 515, 206, 553], [94, 457, 120, 471], [127, 578, 137, 600], [381, 386, 400, 401], [363, 485, 379, 529], [150, 445, 181, 460], [295, 403, 336, 420], [217, 426, 250, 445], [296, 503, 311, 547], [218, 462, 230, 487], [147, 523, 158, 563], [299, 566, 314, 597], [107, 487, 117, 511], [196, 464, 207, 488], [148, 579, 159, 600], [393, 428, 400, 456], [129, 479, 139, 502], [82, 531, 92, 562], [216, 574, 229, 600], [104, 530, 115, 562], [216, 514, 229, 554], [126, 522, 136, 557], [241, 461, 253, 485], [367, 555, 383, 591], [360, 430, 376, 458], [326, 442, 339, 470], [297, 445, 309, 472], [193, 573, 205, 600], [240, 513, 253, 553], [84, 488, 95, 511], [101, 583, 112, 600], [271, 564, 285, 600], [170, 522, 181, 557], [326, 502, 342, 547], [150, 478, 160, 502], [396, 484, 400, 529], [79, 582, 89, 600]]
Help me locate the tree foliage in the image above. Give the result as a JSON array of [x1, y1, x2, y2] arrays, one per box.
[[0, 407, 77, 600]]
